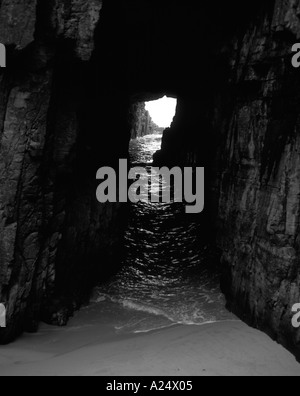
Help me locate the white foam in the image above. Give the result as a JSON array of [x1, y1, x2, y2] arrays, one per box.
[[121, 300, 171, 320]]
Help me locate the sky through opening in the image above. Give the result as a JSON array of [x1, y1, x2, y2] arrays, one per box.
[[145, 96, 177, 128]]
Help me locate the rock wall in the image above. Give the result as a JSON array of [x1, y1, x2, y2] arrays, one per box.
[[216, 0, 300, 358], [155, 0, 300, 358], [130, 102, 160, 140], [0, 0, 300, 360], [0, 0, 127, 341]]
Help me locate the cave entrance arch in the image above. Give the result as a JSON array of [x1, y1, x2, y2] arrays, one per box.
[[39, 0, 223, 335], [87, 84, 228, 333]]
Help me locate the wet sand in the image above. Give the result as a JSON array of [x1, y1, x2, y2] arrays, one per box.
[[0, 307, 299, 376]]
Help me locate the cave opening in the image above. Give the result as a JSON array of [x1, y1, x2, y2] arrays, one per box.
[[42, 0, 227, 336], [145, 96, 177, 130], [89, 93, 232, 335], [0, 0, 227, 345], [129, 96, 177, 165]]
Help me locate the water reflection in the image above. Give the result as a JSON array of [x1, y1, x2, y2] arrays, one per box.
[[93, 134, 234, 333]]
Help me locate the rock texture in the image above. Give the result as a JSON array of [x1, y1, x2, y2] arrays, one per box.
[[0, 0, 123, 341], [130, 102, 162, 140]]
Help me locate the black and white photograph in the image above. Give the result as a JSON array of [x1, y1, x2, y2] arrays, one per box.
[[0, 0, 300, 379]]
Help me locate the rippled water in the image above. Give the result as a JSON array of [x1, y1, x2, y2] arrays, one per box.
[[129, 134, 163, 165], [92, 134, 234, 333]]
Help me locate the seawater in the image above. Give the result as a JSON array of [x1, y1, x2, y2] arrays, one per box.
[[91, 134, 235, 334]]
